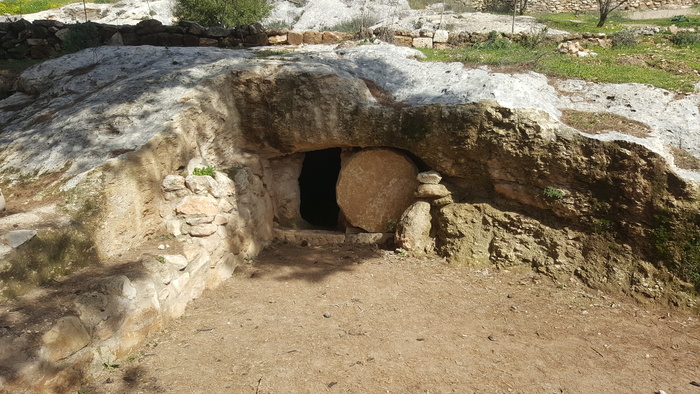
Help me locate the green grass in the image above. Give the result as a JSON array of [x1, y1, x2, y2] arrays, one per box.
[[624, 15, 700, 28], [0, 0, 117, 15], [537, 48, 699, 92], [536, 11, 700, 33], [192, 166, 216, 177], [534, 12, 628, 34], [418, 34, 700, 92]]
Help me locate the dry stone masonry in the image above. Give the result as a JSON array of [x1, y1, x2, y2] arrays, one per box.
[[3, 15, 696, 61]]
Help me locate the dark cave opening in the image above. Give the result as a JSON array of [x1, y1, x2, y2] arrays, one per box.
[[299, 148, 341, 228]]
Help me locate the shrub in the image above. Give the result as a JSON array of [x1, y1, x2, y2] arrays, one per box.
[[374, 26, 395, 44], [321, 15, 380, 33], [265, 19, 293, 30], [519, 27, 549, 49], [473, 31, 512, 50], [611, 29, 638, 47], [670, 15, 690, 23], [543, 186, 564, 199], [653, 213, 700, 291], [483, 0, 513, 14], [61, 22, 100, 53], [669, 31, 700, 46], [173, 0, 271, 28], [193, 166, 216, 177]]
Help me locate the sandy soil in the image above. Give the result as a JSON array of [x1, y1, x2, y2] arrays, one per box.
[[85, 242, 700, 393]]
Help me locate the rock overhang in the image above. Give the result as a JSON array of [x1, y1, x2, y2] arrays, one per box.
[[0, 44, 698, 184]]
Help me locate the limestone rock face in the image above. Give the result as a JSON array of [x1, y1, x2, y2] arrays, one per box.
[[336, 149, 419, 233], [415, 184, 450, 198], [0, 188, 5, 211], [417, 171, 442, 185], [270, 154, 304, 228], [395, 201, 433, 252], [176, 196, 218, 216], [41, 316, 90, 362], [4, 230, 37, 248], [162, 175, 186, 192]]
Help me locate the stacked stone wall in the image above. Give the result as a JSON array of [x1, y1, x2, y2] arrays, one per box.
[[1, 16, 698, 61], [475, 0, 699, 13]]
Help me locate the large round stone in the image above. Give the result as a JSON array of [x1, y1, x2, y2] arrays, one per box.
[[336, 149, 419, 233]]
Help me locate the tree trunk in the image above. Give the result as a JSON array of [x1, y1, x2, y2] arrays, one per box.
[[597, 13, 607, 27]]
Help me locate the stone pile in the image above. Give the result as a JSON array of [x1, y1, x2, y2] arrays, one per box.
[[395, 170, 453, 254], [159, 165, 264, 288], [557, 40, 599, 57], [0, 159, 275, 391]]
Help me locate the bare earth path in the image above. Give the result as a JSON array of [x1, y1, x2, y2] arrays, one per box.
[[87, 243, 700, 393]]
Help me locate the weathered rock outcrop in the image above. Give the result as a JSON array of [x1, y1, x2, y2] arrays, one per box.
[[1, 44, 699, 392]]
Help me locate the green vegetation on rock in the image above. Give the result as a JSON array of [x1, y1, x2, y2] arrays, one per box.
[[653, 210, 700, 292], [192, 166, 217, 177], [173, 0, 271, 28], [62, 22, 101, 53]]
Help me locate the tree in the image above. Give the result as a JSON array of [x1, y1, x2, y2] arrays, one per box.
[[596, 0, 628, 27], [174, 0, 272, 28]]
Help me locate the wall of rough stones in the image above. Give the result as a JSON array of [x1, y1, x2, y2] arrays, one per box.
[[476, 0, 699, 13], [0, 153, 277, 392], [2, 16, 697, 61]]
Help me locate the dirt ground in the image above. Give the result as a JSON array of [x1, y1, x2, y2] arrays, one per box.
[[82, 242, 700, 393]]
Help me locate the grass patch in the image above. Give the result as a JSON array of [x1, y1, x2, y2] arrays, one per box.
[[653, 211, 700, 292], [671, 147, 700, 171], [537, 45, 700, 92], [625, 15, 700, 28], [253, 49, 291, 58], [0, 228, 98, 300], [192, 166, 216, 177], [534, 12, 626, 34], [0, 0, 118, 15], [560, 109, 652, 137], [419, 36, 700, 92]]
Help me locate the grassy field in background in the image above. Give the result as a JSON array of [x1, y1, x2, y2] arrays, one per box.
[[417, 8, 700, 93], [0, 0, 116, 15], [419, 38, 700, 92]]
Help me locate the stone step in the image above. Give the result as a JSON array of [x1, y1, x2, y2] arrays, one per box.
[[273, 228, 394, 246]]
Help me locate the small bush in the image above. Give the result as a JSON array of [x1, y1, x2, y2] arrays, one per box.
[[611, 29, 639, 48], [193, 166, 216, 177], [669, 31, 700, 46], [265, 19, 294, 30], [483, 0, 513, 14], [473, 31, 512, 50], [520, 27, 549, 49], [174, 0, 271, 28], [374, 26, 395, 44], [62, 22, 100, 53], [670, 15, 690, 23], [321, 15, 379, 33], [543, 186, 564, 199]]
